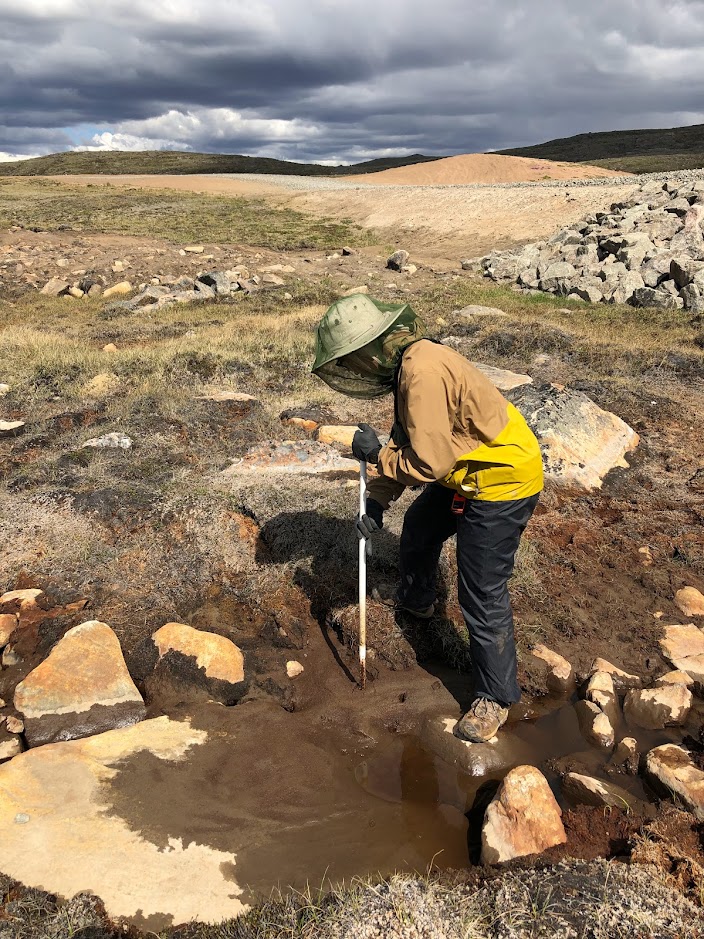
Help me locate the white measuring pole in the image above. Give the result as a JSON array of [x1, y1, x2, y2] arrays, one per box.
[[358, 459, 367, 690]]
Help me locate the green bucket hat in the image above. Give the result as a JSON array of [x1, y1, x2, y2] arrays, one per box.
[[312, 294, 424, 398]]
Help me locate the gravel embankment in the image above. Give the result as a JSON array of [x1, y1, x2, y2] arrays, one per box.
[[213, 168, 704, 192]]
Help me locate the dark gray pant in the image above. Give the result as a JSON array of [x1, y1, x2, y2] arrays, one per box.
[[398, 485, 539, 707]]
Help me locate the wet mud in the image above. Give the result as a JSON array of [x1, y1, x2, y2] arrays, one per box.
[[103, 635, 703, 930]]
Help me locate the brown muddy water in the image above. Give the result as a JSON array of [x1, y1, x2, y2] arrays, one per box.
[[103, 660, 696, 930]]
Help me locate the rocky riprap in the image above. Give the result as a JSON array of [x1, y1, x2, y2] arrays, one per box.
[[481, 176, 704, 311]]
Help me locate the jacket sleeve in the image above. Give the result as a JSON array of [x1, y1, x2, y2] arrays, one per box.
[[376, 367, 457, 487], [366, 467, 406, 510]]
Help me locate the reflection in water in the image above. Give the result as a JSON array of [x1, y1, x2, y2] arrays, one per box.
[[356, 737, 474, 870]]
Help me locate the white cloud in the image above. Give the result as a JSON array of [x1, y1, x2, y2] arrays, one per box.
[[1, 0, 704, 161], [0, 152, 35, 162]]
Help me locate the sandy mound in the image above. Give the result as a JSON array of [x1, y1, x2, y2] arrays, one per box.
[[346, 153, 629, 186]]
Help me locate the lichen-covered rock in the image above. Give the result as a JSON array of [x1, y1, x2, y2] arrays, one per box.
[[481, 765, 566, 864], [129, 622, 247, 706], [14, 620, 146, 747], [222, 441, 358, 477], [624, 685, 692, 730], [509, 383, 639, 491], [646, 744, 704, 820]]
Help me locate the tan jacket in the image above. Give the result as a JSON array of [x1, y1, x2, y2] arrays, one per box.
[[367, 340, 543, 509]]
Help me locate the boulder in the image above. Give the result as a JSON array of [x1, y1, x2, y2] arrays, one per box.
[[102, 281, 133, 299], [645, 744, 704, 820], [0, 732, 22, 764], [624, 684, 692, 730], [0, 613, 18, 647], [0, 717, 246, 924], [641, 253, 676, 287], [659, 623, 704, 662], [574, 699, 614, 749], [606, 737, 640, 776], [670, 258, 704, 288], [314, 425, 358, 447], [570, 285, 603, 303], [14, 620, 146, 747], [183, 245, 205, 253], [130, 623, 246, 706], [630, 286, 682, 310], [481, 765, 566, 864], [82, 432, 133, 450], [40, 277, 70, 296], [589, 657, 642, 693], [421, 715, 533, 777], [0, 420, 25, 437], [675, 587, 704, 617], [585, 671, 620, 727], [539, 261, 577, 294], [196, 271, 231, 294], [655, 670, 694, 688], [604, 270, 645, 305], [681, 283, 704, 313], [527, 644, 574, 694], [222, 441, 358, 478], [387, 250, 410, 272], [562, 772, 644, 811], [471, 363, 533, 392], [508, 384, 639, 491]]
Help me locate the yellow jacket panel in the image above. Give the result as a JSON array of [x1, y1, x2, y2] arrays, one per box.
[[368, 340, 543, 508]]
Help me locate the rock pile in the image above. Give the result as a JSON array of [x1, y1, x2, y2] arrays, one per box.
[[481, 178, 704, 310]]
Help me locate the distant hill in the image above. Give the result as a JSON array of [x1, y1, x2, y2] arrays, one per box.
[[500, 123, 704, 174], [0, 150, 443, 177]]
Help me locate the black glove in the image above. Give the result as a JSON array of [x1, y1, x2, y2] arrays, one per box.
[[356, 498, 384, 539], [352, 423, 381, 464]]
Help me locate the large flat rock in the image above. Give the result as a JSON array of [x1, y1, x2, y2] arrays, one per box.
[[508, 383, 639, 490], [14, 620, 146, 746], [222, 440, 358, 477], [421, 715, 534, 776], [0, 717, 246, 925]]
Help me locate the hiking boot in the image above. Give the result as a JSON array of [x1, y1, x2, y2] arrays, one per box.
[[455, 698, 509, 743], [398, 601, 435, 619], [371, 585, 435, 619]]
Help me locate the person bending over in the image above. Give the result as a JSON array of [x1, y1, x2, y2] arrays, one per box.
[[312, 295, 543, 743]]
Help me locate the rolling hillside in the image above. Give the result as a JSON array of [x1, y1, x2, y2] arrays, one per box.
[[500, 123, 704, 174], [0, 150, 442, 177]]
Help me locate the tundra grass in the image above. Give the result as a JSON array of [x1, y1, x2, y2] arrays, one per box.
[[0, 178, 374, 250]]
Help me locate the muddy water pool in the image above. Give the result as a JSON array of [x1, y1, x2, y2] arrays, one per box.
[[104, 687, 693, 930]]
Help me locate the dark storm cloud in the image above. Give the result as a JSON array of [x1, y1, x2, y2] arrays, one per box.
[[1, 0, 704, 161]]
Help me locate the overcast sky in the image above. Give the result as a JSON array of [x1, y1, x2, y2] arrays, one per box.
[[2, 0, 704, 164]]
